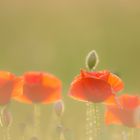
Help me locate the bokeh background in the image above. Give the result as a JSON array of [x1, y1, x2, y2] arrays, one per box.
[[0, 0, 140, 140]]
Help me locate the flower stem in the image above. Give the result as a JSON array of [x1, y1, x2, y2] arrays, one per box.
[[122, 131, 128, 140], [33, 104, 40, 137], [93, 104, 100, 140], [129, 128, 134, 140], [86, 102, 93, 140], [3, 127, 10, 140]]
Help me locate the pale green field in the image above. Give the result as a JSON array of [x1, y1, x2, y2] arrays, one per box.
[[0, 0, 140, 139]]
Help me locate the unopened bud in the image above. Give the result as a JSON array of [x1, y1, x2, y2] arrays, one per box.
[[86, 50, 99, 70], [54, 100, 64, 117], [0, 106, 13, 128]]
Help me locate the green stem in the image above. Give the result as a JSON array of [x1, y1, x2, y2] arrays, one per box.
[[33, 104, 40, 137], [93, 104, 100, 140], [129, 128, 134, 140], [3, 127, 10, 140], [86, 102, 93, 140]]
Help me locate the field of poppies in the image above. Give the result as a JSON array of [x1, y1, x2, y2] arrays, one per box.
[[0, 50, 140, 140], [0, 0, 140, 140]]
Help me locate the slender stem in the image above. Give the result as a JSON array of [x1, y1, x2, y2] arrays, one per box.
[[129, 128, 134, 140], [33, 104, 40, 137], [93, 104, 100, 140], [122, 131, 128, 140], [3, 127, 10, 140], [86, 102, 93, 140], [60, 132, 65, 140]]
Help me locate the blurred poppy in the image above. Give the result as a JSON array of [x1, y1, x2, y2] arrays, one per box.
[[68, 70, 124, 103], [14, 72, 62, 104], [0, 71, 21, 105], [105, 94, 140, 128]]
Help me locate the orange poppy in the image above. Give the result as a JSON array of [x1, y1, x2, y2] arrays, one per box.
[[105, 94, 140, 128], [0, 71, 21, 105], [14, 72, 62, 104], [68, 70, 124, 103]]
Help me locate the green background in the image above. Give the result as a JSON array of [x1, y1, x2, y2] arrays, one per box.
[[0, 0, 140, 139]]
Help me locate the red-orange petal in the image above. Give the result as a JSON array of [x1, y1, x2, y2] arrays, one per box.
[[14, 95, 32, 104], [119, 94, 140, 110], [107, 73, 124, 92], [105, 109, 122, 125], [14, 72, 62, 104], [69, 77, 114, 103], [12, 77, 23, 97], [0, 71, 16, 105], [105, 95, 140, 128]]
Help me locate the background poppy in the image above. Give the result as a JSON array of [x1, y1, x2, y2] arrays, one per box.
[[105, 94, 140, 128], [14, 72, 62, 104]]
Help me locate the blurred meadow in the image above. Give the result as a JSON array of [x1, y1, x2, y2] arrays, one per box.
[[0, 0, 140, 140]]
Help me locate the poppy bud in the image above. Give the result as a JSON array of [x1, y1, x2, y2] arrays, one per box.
[[54, 100, 64, 117], [86, 50, 99, 70], [0, 106, 13, 128]]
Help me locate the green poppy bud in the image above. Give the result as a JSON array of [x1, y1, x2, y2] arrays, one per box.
[[86, 50, 99, 71]]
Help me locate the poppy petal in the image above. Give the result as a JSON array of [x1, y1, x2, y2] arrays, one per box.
[[42, 89, 61, 104], [119, 95, 140, 110], [107, 73, 124, 92], [105, 110, 122, 125], [14, 95, 32, 104], [14, 72, 62, 104], [0, 71, 16, 105], [42, 73, 62, 89], [69, 77, 113, 103], [104, 94, 117, 105], [12, 77, 23, 97]]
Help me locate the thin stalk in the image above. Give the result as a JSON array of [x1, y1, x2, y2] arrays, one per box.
[[58, 114, 65, 140], [129, 128, 134, 140], [3, 127, 10, 140], [33, 104, 40, 137], [122, 131, 128, 140], [86, 102, 93, 140], [93, 104, 100, 140]]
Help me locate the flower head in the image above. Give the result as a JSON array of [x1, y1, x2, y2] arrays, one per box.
[[14, 71, 62, 104], [105, 94, 140, 128], [68, 70, 124, 103]]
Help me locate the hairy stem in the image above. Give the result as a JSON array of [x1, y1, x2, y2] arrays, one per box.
[[33, 104, 40, 137]]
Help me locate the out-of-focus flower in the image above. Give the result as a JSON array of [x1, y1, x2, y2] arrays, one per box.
[[54, 100, 64, 117], [14, 71, 62, 104], [0, 71, 22, 105], [68, 70, 124, 103], [0, 106, 13, 128], [105, 94, 140, 128]]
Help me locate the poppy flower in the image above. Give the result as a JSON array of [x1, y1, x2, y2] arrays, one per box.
[[105, 94, 140, 128], [14, 71, 62, 104], [0, 71, 21, 105], [68, 70, 124, 103]]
